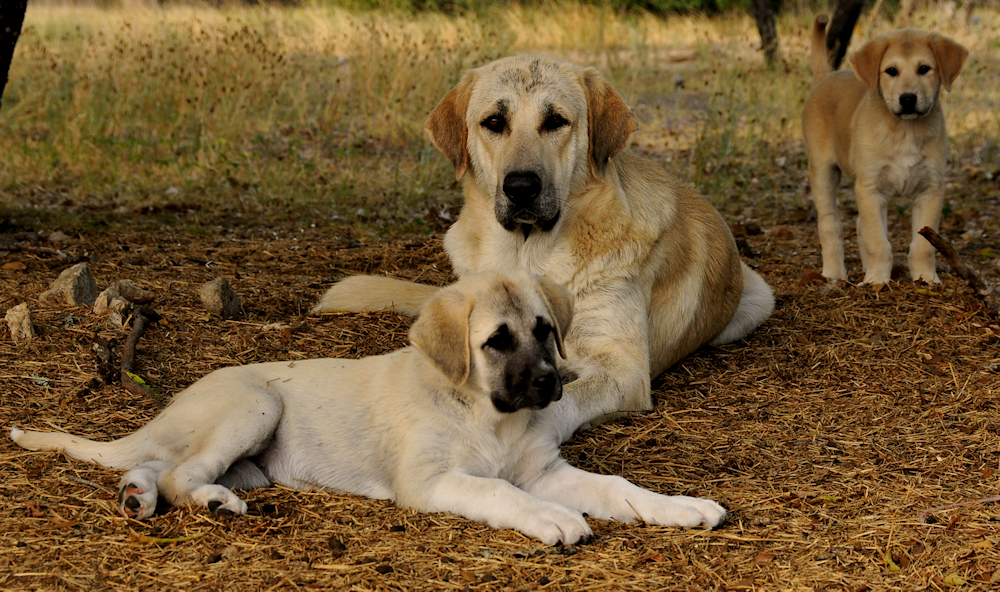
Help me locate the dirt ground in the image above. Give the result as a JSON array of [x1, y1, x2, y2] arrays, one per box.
[[2, 169, 1000, 590]]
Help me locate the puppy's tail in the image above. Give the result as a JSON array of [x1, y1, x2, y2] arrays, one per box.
[[810, 14, 831, 85], [311, 275, 441, 317], [710, 263, 775, 346], [10, 426, 143, 469]]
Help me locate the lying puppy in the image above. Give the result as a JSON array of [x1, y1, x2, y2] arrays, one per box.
[[11, 271, 726, 545], [803, 16, 968, 285], [315, 55, 774, 434]]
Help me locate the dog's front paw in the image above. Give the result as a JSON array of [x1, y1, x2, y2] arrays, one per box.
[[522, 502, 593, 546], [633, 495, 728, 529], [189, 485, 248, 516], [118, 482, 158, 520]]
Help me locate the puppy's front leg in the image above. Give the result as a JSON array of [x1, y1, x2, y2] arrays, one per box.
[[908, 188, 944, 283], [420, 472, 593, 545], [524, 459, 727, 528], [855, 184, 893, 285]]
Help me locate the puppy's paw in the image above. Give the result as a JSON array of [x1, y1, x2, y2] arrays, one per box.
[[522, 502, 593, 546], [632, 495, 728, 529], [118, 482, 158, 520], [190, 485, 248, 516]]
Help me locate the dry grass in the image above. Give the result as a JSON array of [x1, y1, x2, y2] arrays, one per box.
[[3, 3, 998, 230]]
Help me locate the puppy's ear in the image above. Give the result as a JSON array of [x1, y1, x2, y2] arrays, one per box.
[[425, 71, 476, 180], [409, 289, 474, 386], [929, 35, 968, 91], [536, 276, 573, 359], [582, 69, 637, 176], [850, 37, 889, 95]]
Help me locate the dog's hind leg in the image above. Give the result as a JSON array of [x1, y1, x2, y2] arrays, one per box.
[[710, 263, 775, 345], [855, 185, 893, 285], [118, 460, 170, 519]]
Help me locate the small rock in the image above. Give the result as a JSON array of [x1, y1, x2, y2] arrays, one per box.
[[200, 277, 241, 319], [39, 263, 98, 307], [47, 231, 71, 243], [5, 303, 36, 344], [94, 281, 154, 316]]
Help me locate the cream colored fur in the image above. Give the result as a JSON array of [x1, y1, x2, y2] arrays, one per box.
[[11, 271, 726, 545], [803, 17, 968, 285], [314, 55, 774, 431]]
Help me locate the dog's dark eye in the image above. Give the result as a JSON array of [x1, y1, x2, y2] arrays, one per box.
[[484, 324, 514, 351], [533, 317, 553, 342], [541, 113, 569, 132], [481, 115, 506, 134], [885, 67, 899, 77], [917, 64, 932, 75]]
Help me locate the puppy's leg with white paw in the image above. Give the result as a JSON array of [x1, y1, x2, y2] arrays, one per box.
[[419, 472, 593, 545], [908, 188, 944, 283], [810, 163, 848, 281], [524, 459, 727, 528], [118, 460, 170, 519], [156, 458, 249, 516], [856, 186, 894, 285]]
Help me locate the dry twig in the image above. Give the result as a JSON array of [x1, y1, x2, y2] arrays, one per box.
[[121, 305, 165, 408]]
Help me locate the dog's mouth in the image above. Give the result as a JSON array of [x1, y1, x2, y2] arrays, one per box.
[[500, 211, 561, 236], [491, 395, 554, 414]]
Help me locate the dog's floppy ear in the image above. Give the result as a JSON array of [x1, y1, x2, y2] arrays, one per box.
[[850, 37, 889, 95], [536, 276, 573, 359], [582, 69, 637, 176], [409, 288, 474, 386], [425, 71, 477, 180], [929, 34, 968, 92]]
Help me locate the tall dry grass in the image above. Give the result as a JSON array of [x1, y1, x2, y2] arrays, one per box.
[[1, 3, 997, 230]]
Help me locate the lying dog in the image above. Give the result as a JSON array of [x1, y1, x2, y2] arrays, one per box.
[[804, 16, 968, 285], [314, 55, 774, 435], [11, 271, 726, 545]]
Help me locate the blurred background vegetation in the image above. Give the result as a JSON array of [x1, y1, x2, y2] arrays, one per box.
[[1, 0, 996, 234]]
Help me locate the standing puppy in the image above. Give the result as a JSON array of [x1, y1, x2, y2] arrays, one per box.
[[803, 16, 967, 285], [11, 271, 726, 545]]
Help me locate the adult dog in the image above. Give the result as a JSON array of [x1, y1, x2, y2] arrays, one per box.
[[11, 271, 726, 545], [803, 16, 968, 285], [314, 55, 774, 436]]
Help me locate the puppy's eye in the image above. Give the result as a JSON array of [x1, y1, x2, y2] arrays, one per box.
[[541, 113, 569, 132], [533, 317, 553, 342], [481, 115, 506, 134], [917, 65, 932, 75], [484, 324, 514, 351], [885, 67, 899, 77]]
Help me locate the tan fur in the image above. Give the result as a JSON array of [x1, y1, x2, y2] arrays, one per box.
[[315, 55, 774, 433], [803, 18, 968, 285]]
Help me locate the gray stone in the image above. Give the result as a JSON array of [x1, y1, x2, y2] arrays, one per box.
[[5, 303, 36, 344], [39, 262, 98, 307], [200, 277, 241, 319]]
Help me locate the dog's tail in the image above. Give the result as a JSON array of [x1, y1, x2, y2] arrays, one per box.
[[10, 426, 143, 469], [311, 275, 441, 317], [810, 14, 831, 84], [710, 263, 775, 346]]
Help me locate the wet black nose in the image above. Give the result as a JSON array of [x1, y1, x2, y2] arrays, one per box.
[[899, 93, 918, 112], [503, 171, 542, 207]]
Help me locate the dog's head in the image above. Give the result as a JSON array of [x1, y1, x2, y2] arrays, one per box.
[[425, 54, 636, 235], [850, 29, 967, 119], [409, 271, 573, 414]]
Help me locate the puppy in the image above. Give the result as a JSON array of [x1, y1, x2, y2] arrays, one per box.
[[315, 55, 774, 433], [803, 17, 968, 285], [11, 271, 726, 545]]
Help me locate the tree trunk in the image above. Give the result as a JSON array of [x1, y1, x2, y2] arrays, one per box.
[[752, 0, 782, 68], [0, 0, 28, 105], [825, 0, 864, 71]]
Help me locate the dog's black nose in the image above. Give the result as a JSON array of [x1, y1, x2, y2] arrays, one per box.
[[899, 93, 918, 112], [503, 171, 542, 207]]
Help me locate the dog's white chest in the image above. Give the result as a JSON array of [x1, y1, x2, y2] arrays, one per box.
[[875, 148, 932, 198]]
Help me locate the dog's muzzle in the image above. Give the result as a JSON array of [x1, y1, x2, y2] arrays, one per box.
[[491, 367, 562, 414], [894, 93, 925, 119], [498, 171, 560, 232]]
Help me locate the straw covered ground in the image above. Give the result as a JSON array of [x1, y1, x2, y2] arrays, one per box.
[[2, 188, 1000, 590]]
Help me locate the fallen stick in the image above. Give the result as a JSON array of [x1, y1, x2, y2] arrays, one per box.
[[918, 494, 1000, 524], [917, 226, 1000, 317], [121, 305, 165, 408]]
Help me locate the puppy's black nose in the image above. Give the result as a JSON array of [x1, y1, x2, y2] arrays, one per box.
[[503, 171, 542, 207], [899, 93, 918, 112]]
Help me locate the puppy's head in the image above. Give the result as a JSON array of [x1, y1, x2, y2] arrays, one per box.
[[850, 29, 968, 119], [425, 55, 636, 235], [409, 271, 573, 414]]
